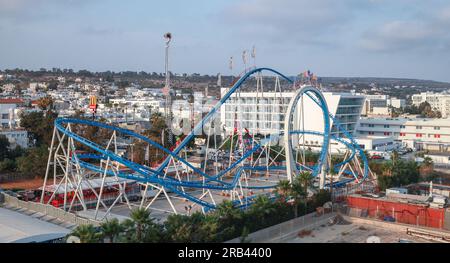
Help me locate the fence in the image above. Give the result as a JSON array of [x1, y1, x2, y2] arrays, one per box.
[[1, 193, 100, 227], [344, 204, 448, 230], [226, 207, 338, 243], [331, 182, 376, 202]]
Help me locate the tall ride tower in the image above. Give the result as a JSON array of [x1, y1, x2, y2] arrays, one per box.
[[163, 32, 173, 145]]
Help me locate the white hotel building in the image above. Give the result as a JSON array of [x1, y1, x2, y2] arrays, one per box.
[[356, 117, 450, 152], [219, 88, 365, 144], [411, 92, 450, 118]]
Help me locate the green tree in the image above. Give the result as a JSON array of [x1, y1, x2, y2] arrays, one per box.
[[298, 171, 314, 197], [291, 176, 306, 218], [20, 111, 57, 146], [247, 195, 277, 228], [0, 135, 10, 160], [16, 145, 49, 178], [100, 218, 123, 243], [239, 226, 251, 243], [71, 224, 101, 243], [122, 208, 161, 243], [163, 214, 193, 243], [423, 156, 433, 167], [213, 201, 244, 241], [0, 159, 16, 172], [275, 180, 291, 201]]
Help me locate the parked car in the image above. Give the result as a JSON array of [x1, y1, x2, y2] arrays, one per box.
[[370, 155, 384, 160]]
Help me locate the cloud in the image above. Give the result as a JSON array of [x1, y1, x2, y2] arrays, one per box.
[[359, 5, 450, 53], [81, 27, 124, 37], [220, 0, 365, 46], [0, 0, 103, 25]]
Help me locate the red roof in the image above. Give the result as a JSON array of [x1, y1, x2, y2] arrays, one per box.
[[0, 98, 24, 104]]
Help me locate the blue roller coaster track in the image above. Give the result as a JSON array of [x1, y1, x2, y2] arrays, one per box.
[[53, 67, 370, 210]]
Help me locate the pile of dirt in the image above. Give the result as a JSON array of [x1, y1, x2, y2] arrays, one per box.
[[328, 214, 351, 226], [298, 229, 313, 238]]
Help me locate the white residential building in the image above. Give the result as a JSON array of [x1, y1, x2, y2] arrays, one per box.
[[356, 117, 450, 152], [0, 99, 24, 129], [362, 94, 405, 116], [389, 98, 406, 109], [411, 92, 450, 117], [0, 129, 29, 149]]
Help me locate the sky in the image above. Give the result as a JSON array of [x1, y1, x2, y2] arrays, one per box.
[[1, 0, 450, 82]]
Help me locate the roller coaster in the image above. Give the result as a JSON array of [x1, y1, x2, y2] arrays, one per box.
[[39, 67, 374, 220]]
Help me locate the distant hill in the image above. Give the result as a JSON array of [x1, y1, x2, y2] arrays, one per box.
[[319, 77, 450, 90]]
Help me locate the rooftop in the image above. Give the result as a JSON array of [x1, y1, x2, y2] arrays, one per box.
[[0, 207, 70, 243], [0, 98, 24, 104]]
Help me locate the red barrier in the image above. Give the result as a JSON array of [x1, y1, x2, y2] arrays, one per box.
[[347, 195, 445, 229]]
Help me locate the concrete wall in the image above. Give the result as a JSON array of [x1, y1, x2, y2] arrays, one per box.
[[226, 211, 337, 243], [0, 193, 100, 227]]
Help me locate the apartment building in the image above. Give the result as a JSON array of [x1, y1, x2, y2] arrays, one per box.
[[356, 117, 450, 152], [361, 94, 405, 116], [0, 98, 24, 129], [0, 129, 29, 149], [411, 92, 450, 118]]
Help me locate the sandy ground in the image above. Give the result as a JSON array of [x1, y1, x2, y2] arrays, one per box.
[[286, 221, 435, 243], [0, 178, 48, 190]]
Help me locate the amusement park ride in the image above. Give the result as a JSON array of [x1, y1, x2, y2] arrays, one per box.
[[37, 40, 375, 221]]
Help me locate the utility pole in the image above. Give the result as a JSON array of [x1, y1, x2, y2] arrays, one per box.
[[242, 50, 248, 73], [251, 45, 256, 68]]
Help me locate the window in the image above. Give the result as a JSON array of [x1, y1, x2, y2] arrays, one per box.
[[384, 125, 390, 128], [384, 132, 391, 136], [400, 125, 406, 128], [416, 133, 423, 138], [434, 127, 441, 130], [1, 114, 8, 120], [369, 131, 375, 135], [416, 126, 422, 129], [434, 134, 441, 138], [368, 124, 375, 128], [400, 133, 406, 136]]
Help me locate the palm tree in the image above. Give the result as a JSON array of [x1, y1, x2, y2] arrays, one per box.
[[290, 177, 306, 218], [100, 218, 123, 243], [391, 150, 399, 166], [275, 180, 291, 201], [423, 156, 433, 167], [298, 171, 314, 198], [129, 208, 153, 242], [71, 224, 101, 243], [251, 195, 276, 216], [249, 195, 276, 227]]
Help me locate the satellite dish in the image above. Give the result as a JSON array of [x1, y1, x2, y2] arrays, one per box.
[[66, 235, 81, 243], [366, 236, 381, 243]]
